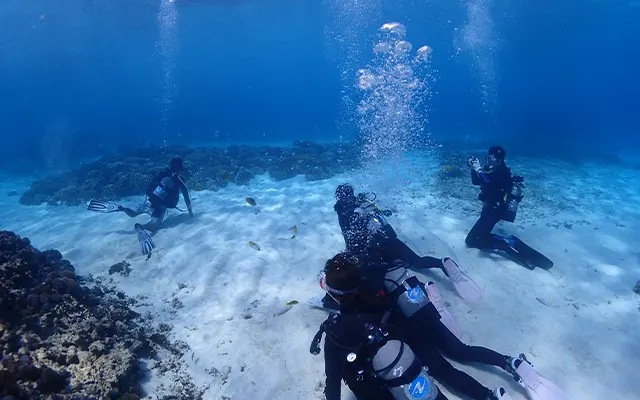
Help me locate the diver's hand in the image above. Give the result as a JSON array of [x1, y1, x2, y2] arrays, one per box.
[[469, 157, 481, 172], [306, 296, 325, 308]]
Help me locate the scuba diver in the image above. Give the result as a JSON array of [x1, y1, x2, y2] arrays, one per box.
[[334, 183, 481, 303], [87, 156, 193, 256], [311, 253, 522, 400], [311, 253, 448, 400], [466, 146, 552, 270]]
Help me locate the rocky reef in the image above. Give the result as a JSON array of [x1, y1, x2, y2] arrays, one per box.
[[19, 141, 360, 206], [0, 231, 203, 400]]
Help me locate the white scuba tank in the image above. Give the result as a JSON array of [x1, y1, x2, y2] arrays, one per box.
[[152, 177, 174, 200], [383, 265, 431, 318], [372, 340, 440, 400]]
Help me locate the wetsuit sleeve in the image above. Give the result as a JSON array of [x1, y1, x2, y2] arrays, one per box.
[[470, 170, 483, 186], [335, 204, 349, 231], [323, 339, 344, 400], [472, 167, 511, 189], [335, 205, 357, 252], [180, 181, 192, 209]]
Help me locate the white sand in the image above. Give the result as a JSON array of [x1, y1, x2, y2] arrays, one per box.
[[1, 154, 638, 400]]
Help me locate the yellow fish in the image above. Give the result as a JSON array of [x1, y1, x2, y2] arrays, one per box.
[[290, 225, 297, 240], [194, 186, 204, 192], [273, 300, 299, 317], [248, 241, 261, 251], [246, 197, 257, 206]]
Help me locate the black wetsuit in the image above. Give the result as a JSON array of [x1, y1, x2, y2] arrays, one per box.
[[322, 306, 399, 400], [146, 168, 192, 214], [322, 260, 509, 400], [335, 196, 442, 270], [465, 163, 513, 251]]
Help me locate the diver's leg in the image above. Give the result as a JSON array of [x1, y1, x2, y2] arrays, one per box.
[[122, 199, 151, 218], [385, 237, 441, 269], [412, 341, 493, 400], [120, 207, 141, 218], [140, 205, 165, 233], [431, 319, 510, 369], [466, 209, 506, 250]]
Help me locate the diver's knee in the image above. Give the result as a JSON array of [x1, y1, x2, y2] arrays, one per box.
[[465, 234, 477, 248]]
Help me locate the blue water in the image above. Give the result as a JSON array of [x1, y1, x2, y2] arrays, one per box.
[[0, 0, 638, 170]]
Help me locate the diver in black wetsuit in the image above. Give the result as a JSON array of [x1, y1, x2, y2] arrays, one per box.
[[465, 146, 525, 250], [312, 253, 515, 400], [313, 253, 448, 400], [333, 183, 484, 301], [464, 147, 553, 269], [119, 157, 194, 232], [334, 183, 444, 271]]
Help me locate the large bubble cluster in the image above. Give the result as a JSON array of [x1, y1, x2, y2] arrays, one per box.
[[356, 22, 436, 162]]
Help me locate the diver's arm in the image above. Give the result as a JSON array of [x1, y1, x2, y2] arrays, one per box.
[[323, 340, 344, 400], [469, 157, 487, 185], [335, 205, 349, 232], [470, 169, 484, 185], [177, 176, 194, 216]]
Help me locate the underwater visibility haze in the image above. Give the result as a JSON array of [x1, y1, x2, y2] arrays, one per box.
[[0, 1, 639, 400]]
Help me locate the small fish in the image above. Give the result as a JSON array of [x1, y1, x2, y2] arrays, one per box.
[[273, 300, 299, 317], [194, 186, 204, 192], [246, 197, 257, 206], [248, 241, 261, 251], [290, 225, 297, 240], [222, 173, 232, 182]]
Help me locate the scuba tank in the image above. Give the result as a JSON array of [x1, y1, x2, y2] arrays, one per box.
[[152, 176, 174, 200], [383, 263, 431, 319], [503, 175, 524, 223], [372, 339, 440, 400], [310, 318, 442, 400]]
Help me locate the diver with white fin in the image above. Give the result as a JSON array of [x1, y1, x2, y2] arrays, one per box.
[[87, 156, 193, 256], [466, 146, 553, 270], [312, 253, 518, 400], [334, 183, 482, 303]]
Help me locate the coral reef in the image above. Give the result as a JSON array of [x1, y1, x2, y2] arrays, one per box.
[[20, 141, 360, 206], [0, 231, 204, 400]]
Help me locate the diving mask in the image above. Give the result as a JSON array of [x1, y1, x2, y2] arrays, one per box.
[[317, 270, 360, 297], [485, 154, 500, 170]]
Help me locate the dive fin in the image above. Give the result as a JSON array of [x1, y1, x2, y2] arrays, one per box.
[[515, 356, 567, 400], [87, 199, 121, 213], [135, 223, 155, 256], [426, 282, 462, 340], [506, 236, 554, 270], [492, 387, 513, 399], [441, 257, 483, 304]]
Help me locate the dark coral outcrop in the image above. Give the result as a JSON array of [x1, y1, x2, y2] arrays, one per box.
[[20, 141, 360, 206], [0, 231, 150, 400]]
